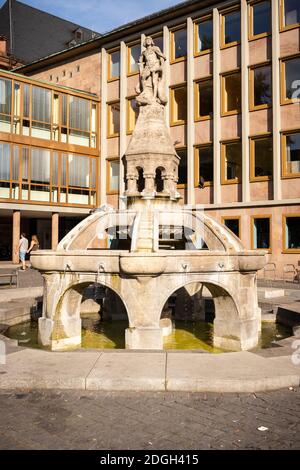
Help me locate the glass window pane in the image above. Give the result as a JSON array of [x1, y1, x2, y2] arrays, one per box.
[[31, 148, 50, 183], [0, 143, 10, 180], [23, 84, 30, 118], [129, 44, 140, 74], [285, 57, 300, 100], [224, 219, 240, 237], [12, 146, 19, 181], [284, 0, 300, 26], [69, 96, 90, 131], [173, 29, 187, 59], [253, 137, 273, 177], [223, 73, 241, 113], [286, 217, 300, 249], [254, 65, 272, 106], [172, 86, 187, 122], [0, 78, 12, 115], [177, 149, 187, 185], [224, 11, 241, 44], [68, 154, 89, 188], [224, 142, 242, 181], [22, 147, 29, 181], [153, 35, 163, 52], [109, 160, 119, 191], [253, 218, 270, 249], [61, 154, 67, 186], [52, 152, 59, 185], [109, 102, 120, 135], [110, 50, 120, 79], [197, 20, 213, 52], [286, 132, 300, 174], [91, 158, 96, 189], [62, 94, 68, 126], [198, 80, 213, 117], [32, 86, 51, 123], [253, 1, 271, 36], [198, 146, 213, 184], [128, 98, 139, 132]]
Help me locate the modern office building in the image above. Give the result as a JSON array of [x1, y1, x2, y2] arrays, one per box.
[[0, 0, 300, 277]]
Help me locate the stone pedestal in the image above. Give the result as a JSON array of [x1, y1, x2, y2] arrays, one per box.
[[38, 316, 81, 351], [125, 327, 163, 350]]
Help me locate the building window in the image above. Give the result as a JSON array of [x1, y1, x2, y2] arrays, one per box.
[[221, 141, 242, 183], [250, 64, 272, 110], [280, 0, 300, 30], [31, 86, 52, 140], [107, 102, 120, 137], [282, 131, 300, 176], [221, 72, 241, 115], [176, 148, 187, 186], [221, 9, 241, 47], [76, 65, 80, 72], [152, 34, 164, 52], [107, 159, 119, 193], [108, 50, 120, 80], [171, 27, 187, 62], [283, 215, 300, 251], [281, 56, 300, 103], [0, 78, 12, 133], [195, 145, 213, 186], [49, 75, 53, 81], [194, 18, 213, 55], [252, 216, 271, 250], [62, 70, 66, 77], [128, 43, 140, 75], [250, 135, 273, 180], [170, 85, 187, 125], [249, 1, 271, 39], [195, 79, 213, 120], [223, 217, 240, 238], [127, 97, 139, 133]]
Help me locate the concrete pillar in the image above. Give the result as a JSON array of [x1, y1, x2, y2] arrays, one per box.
[[119, 41, 127, 209], [271, 0, 281, 201], [163, 25, 170, 128], [100, 47, 108, 206], [12, 210, 20, 264], [213, 8, 221, 204], [187, 17, 195, 205], [125, 327, 163, 349], [241, 0, 250, 202], [51, 213, 59, 250]]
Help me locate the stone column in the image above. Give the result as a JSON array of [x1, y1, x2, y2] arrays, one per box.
[[163, 26, 170, 128], [12, 210, 20, 264], [51, 213, 59, 250], [271, 0, 281, 201], [213, 8, 221, 204], [241, 0, 250, 202], [119, 41, 127, 209]]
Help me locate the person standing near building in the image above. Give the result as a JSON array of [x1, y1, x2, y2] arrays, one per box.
[[27, 235, 40, 269], [17, 233, 28, 270]]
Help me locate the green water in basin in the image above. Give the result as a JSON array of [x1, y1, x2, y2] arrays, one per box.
[[5, 315, 292, 352]]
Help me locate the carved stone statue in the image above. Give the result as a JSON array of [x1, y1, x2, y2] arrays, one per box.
[[135, 36, 167, 106]]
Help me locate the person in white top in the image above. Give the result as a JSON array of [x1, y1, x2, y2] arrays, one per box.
[[17, 233, 29, 270]]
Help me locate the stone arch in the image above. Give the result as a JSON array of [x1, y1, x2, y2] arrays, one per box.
[[155, 167, 165, 192], [156, 278, 254, 351], [50, 279, 130, 350], [137, 167, 145, 192]]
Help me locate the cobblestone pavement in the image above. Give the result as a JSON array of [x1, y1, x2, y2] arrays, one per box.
[[0, 388, 299, 450]]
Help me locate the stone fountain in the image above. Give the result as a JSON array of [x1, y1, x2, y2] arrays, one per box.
[[31, 36, 266, 352]]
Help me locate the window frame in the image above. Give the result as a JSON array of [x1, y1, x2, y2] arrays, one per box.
[[126, 96, 139, 135], [170, 25, 187, 64], [176, 146, 188, 188], [170, 84, 187, 126], [221, 70, 241, 116], [249, 61, 272, 111], [194, 143, 214, 187], [107, 100, 120, 138], [221, 139, 242, 184], [220, 7, 241, 49], [282, 214, 300, 253], [106, 156, 120, 195], [221, 215, 241, 239], [194, 15, 213, 57], [107, 47, 120, 82], [280, 54, 300, 105], [250, 134, 273, 181], [281, 129, 300, 178], [194, 77, 213, 121], [127, 40, 141, 77], [280, 0, 300, 32], [248, 0, 272, 41], [251, 215, 272, 252]]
